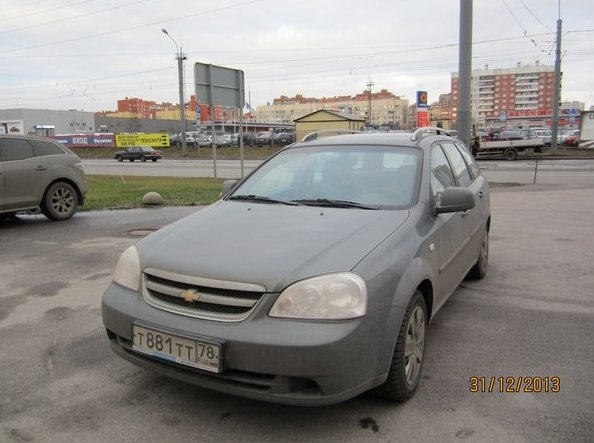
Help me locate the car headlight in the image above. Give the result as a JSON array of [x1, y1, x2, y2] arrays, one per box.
[[112, 245, 140, 291], [269, 273, 367, 320]]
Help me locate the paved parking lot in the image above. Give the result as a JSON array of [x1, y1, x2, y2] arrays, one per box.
[[1, 184, 593, 442]]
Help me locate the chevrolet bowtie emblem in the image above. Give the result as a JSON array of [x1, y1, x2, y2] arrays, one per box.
[[180, 288, 201, 303]]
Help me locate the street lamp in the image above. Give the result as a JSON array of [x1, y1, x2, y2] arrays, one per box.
[[162, 28, 187, 156]]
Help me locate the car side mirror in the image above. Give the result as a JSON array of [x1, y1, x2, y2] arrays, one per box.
[[436, 187, 476, 214], [222, 179, 239, 195]]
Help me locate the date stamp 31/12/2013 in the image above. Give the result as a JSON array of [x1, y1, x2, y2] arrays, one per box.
[[469, 376, 561, 393]]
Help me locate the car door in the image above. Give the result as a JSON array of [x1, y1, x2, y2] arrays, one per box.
[[440, 141, 486, 280], [0, 137, 53, 210], [429, 143, 470, 310]]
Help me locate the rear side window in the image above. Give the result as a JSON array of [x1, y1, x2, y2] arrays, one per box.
[[441, 142, 473, 187], [31, 140, 65, 156], [455, 142, 481, 178], [0, 138, 35, 161]]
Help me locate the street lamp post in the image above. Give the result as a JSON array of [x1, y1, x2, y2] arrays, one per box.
[[162, 28, 187, 156]]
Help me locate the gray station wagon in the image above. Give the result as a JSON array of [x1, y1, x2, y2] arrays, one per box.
[[0, 135, 87, 220], [102, 129, 490, 405]]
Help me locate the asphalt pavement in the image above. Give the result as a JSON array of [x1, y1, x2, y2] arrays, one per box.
[[0, 184, 593, 442]]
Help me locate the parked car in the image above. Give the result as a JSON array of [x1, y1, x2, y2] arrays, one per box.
[[215, 132, 232, 147], [562, 134, 579, 147], [256, 131, 272, 145], [560, 129, 579, 144], [532, 128, 552, 146], [494, 129, 535, 141], [114, 146, 163, 162], [273, 132, 295, 145], [102, 129, 490, 406], [0, 135, 87, 220]]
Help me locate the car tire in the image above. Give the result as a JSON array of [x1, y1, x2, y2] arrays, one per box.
[[151, 159, 158, 162], [466, 227, 489, 280], [141, 156, 146, 162], [40, 182, 79, 221], [130, 159, 135, 162], [372, 291, 427, 402], [116, 155, 123, 162]]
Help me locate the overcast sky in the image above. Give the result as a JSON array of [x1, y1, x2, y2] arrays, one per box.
[[1, 0, 592, 113]]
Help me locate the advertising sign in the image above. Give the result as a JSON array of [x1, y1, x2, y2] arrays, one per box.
[[416, 91, 428, 108], [0, 120, 25, 135], [416, 110, 429, 127], [115, 133, 170, 147], [52, 134, 115, 148]]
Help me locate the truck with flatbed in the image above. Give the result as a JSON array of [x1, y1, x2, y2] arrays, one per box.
[[473, 129, 546, 160]]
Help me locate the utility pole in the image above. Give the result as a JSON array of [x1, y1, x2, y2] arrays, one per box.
[[162, 29, 188, 156], [458, 0, 473, 148], [551, 12, 563, 155], [366, 78, 374, 128]]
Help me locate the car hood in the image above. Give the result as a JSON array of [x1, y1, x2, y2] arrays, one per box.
[[138, 201, 409, 292]]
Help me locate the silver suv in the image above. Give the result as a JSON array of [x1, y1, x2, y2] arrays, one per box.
[[102, 129, 490, 405], [0, 135, 87, 220]]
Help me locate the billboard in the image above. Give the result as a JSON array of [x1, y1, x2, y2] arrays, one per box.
[[416, 91, 428, 108], [0, 120, 25, 135], [115, 133, 170, 147], [52, 134, 116, 148]]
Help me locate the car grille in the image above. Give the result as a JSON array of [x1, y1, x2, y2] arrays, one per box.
[[142, 267, 266, 322]]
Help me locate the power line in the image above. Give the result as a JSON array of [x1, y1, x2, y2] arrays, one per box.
[[0, 0, 265, 54]]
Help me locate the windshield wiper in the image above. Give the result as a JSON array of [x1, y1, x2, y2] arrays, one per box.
[[229, 194, 301, 206], [292, 199, 379, 210]]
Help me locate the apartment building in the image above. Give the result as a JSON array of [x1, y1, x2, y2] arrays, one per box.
[[255, 90, 409, 129], [451, 62, 555, 129]]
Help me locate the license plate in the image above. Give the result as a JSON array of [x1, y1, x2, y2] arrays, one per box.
[[132, 325, 222, 373]]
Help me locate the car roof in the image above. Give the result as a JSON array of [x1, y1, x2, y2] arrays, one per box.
[[294, 130, 454, 150]]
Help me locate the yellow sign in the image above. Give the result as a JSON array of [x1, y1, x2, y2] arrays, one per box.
[[115, 133, 170, 147]]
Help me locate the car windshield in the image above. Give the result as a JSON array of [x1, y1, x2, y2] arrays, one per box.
[[230, 145, 420, 209]]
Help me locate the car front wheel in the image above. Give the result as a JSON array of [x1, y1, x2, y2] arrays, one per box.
[[372, 291, 427, 402], [116, 155, 123, 162], [40, 182, 79, 221]]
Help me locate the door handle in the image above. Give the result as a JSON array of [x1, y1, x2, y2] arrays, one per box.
[[35, 165, 48, 171]]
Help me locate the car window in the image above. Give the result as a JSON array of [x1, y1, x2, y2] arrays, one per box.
[[430, 145, 456, 197], [441, 142, 473, 187], [455, 142, 481, 178], [0, 138, 35, 161], [30, 140, 65, 157]]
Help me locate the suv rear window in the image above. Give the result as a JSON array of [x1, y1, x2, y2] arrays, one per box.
[[31, 140, 65, 156]]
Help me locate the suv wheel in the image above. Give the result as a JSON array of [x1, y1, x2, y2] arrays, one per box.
[[41, 182, 78, 221], [372, 291, 427, 402]]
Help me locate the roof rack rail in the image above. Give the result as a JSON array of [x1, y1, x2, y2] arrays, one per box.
[[301, 129, 362, 142], [410, 127, 452, 141]]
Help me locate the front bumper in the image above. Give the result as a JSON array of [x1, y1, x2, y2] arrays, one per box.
[[101, 282, 398, 406]]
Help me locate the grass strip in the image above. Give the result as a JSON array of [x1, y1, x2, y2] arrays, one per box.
[[83, 175, 224, 211]]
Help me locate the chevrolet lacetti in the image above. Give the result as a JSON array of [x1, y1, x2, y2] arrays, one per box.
[[101, 129, 490, 406]]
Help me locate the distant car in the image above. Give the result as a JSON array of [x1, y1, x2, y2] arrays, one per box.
[[560, 129, 579, 144], [495, 129, 534, 141], [0, 135, 87, 220], [102, 129, 491, 406], [532, 129, 552, 146], [114, 146, 163, 162], [273, 132, 295, 145], [256, 131, 272, 145], [562, 134, 579, 147]]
